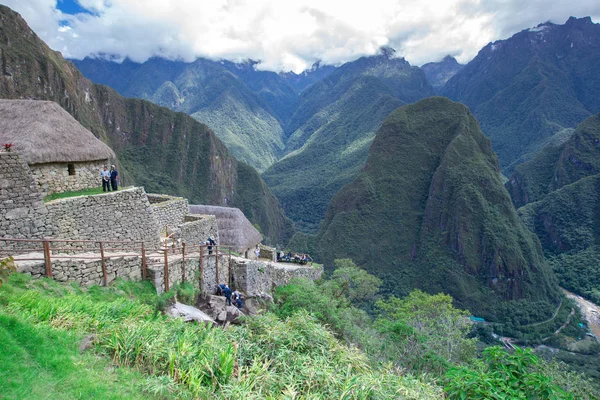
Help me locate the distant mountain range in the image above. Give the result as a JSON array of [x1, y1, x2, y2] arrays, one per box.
[[443, 17, 600, 173], [0, 5, 293, 246], [421, 55, 463, 92]]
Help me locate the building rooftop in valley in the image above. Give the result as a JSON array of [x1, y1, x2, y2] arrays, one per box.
[[0, 99, 115, 164]]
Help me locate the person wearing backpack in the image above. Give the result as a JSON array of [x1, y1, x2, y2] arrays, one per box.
[[223, 284, 232, 306], [232, 290, 243, 309]]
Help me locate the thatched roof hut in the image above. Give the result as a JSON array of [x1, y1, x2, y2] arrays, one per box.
[[188, 205, 262, 252], [0, 99, 115, 164]]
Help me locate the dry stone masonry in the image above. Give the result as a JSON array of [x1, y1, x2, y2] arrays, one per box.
[[46, 187, 161, 246], [148, 193, 189, 232], [231, 257, 323, 297], [0, 153, 53, 245], [30, 160, 106, 195], [177, 214, 219, 247]]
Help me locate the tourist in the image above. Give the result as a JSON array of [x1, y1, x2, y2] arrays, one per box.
[[255, 246, 260, 259], [232, 290, 243, 309], [217, 282, 226, 296], [207, 237, 216, 254], [110, 165, 118, 191], [223, 284, 232, 306], [99, 165, 111, 192]]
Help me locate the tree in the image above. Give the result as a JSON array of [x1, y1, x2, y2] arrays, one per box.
[[322, 259, 382, 305], [376, 290, 476, 366]]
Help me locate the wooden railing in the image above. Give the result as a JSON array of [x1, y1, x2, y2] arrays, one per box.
[[0, 237, 234, 292]]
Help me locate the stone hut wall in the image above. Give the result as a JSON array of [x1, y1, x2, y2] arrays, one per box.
[[30, 160, 107, 195], [231, 258, 323, 297], [259, 244, 277, 262], [0, 152, 53, 251], [46, 187, 160, 247], [147, 194, 188, 233], [177, 214, 219, 247]]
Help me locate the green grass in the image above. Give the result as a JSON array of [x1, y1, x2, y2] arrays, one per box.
[[0, 274, 443, 399], [43, 186, 133, 202]]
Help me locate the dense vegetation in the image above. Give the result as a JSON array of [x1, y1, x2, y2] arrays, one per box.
[[2, 260, 597, 399], [0, 5, 293, 246], [507, 114, 600, 304], [263, 50, 434, 231], [296, 97, 560, 322], [443, 17, 600, 173]]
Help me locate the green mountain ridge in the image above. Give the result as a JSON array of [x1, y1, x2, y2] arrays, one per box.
[[0, 5, 293, 246], [73, 57, 294, 172], [297, 97, 560, 322], [509, 114, 600, 304], [443, 17, 600, 174], [262, 52, 434, 231]]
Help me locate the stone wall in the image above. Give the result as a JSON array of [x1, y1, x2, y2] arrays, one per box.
[[30, 160, 108, 195], [259, 244, 277, 262], [0, 152, 53, 249], [177, 214, 219, 247], [148, 253, 230, 295], [148, 194, 188, 233], [47, 187, 160, 247], [231, 257, 323, 297], [17, 254, 143, 286]]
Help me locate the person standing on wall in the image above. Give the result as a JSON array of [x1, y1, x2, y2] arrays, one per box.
[[110, 165, 118, 191], [99, 165, 111, 192]]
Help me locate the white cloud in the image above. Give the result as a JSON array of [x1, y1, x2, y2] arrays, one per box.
[[1, 0, 599, 72]]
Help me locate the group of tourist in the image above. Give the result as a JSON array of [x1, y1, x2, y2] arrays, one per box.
[[277, 251, 311, 265], [99, 165, 118, 192], [217, 282, 243, 309]]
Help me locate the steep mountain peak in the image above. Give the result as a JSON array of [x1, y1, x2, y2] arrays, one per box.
[[378, 45, 397, 59], [311, 96, 560, 320], [421, 55, 464, 92]]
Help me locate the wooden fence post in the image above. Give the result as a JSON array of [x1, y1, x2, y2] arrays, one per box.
[[43, 240, 52, 278], [163, 249, 170, 292], [141, 242, 147, 280], [181, 242, 186, 283], [199, 245, 204, 293], [99, 242, 107, 286], [215, 245, 219, 284]]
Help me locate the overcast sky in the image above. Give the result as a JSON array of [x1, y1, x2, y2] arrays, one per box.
[[2, 0, 599, 72]]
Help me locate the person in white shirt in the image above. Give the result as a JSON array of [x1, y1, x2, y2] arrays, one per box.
[[99, 166, 111, 192]]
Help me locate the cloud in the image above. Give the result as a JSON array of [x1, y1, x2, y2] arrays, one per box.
[[1, 0, 599, 72]]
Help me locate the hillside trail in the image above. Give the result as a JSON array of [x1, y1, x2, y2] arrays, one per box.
[[562, 288, 600, 341]]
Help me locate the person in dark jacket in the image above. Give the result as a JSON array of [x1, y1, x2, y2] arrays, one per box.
[[223, 284, 232, 306], [232, 290, 243, 309], [110, 165, 118, 191]]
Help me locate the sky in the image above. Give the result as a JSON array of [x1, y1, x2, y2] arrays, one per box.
[[2, 0, 599, 73]]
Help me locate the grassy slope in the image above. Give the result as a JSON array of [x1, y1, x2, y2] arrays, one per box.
[[262, 55, 434, 232], [442, 17, 600, 174], [0, 274, 442, 399], [0, 6, 293, 245], [305, 97, 560, 322]]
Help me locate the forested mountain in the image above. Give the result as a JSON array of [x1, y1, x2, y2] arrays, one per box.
[[0, 5, 293, 246], [263, 49, 434, 231], [299, 97, 560, 321], [443, 17, 600, 173], [73, 56, 297, 172], [509, 114, 600, 304], [420, 55, 463, 92]]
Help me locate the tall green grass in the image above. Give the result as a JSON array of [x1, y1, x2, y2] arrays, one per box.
[[0, 274, 443, 399]]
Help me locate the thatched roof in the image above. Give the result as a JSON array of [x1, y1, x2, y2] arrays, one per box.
[[0, 100, 115, 164], [188, 204, 261, 251]]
